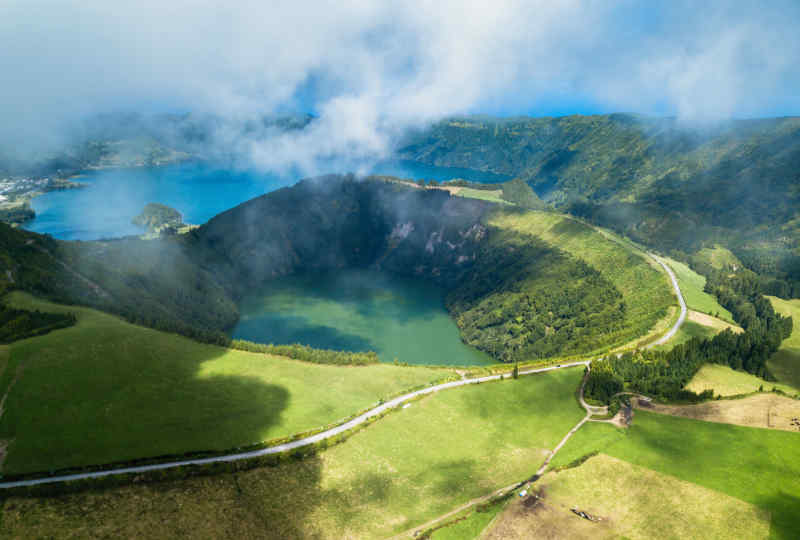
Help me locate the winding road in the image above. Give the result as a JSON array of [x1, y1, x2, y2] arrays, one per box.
[[647, 254, 687, 347], [0, 251, 685, 490], [0, 362, 590, 489]]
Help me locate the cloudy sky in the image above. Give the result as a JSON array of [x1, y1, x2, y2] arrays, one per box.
[[2, 0, 799, 167]]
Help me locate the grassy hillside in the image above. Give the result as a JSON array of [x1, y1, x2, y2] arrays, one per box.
[[651, 320, 719, 351], [661, 257, 734, 322], [767, 296, 800, 388], [487, 453, 769, 539], [488, 210, 674, 350], [400, 115, 800, 239], [686, 363, 798, 397], [695, 245, 742, 271], [1, 368, 585, 539], [0, 292, 450, 475], [399, 115, 800, 292], [549, 411, 800, 539]]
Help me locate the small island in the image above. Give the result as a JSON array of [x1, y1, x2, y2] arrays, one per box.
[[0, 200, 35, 225], [132, 202, 185, 236]]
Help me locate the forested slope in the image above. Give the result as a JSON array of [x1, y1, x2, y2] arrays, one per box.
[[0, 176, 674, 362], [400, 115, 800, 293]]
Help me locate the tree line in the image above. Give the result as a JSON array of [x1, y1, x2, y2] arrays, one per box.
[[586, 271, 793, 403], [0, 305, 76, 343]]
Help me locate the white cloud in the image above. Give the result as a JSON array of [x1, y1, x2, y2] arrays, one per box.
[[0, 0, 798, 171]]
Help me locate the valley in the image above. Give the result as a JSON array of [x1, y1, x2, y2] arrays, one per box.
[[0, 119, 797, 540]]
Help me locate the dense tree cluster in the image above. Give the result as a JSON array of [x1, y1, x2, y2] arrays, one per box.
[[0, 305, 76, 343], [400, 114, 800, 299], [229, 340, 379, 365], [586, 271, 793, 403], [447, 228, 626, 362]]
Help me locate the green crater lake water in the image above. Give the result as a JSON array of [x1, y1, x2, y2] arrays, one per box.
[[233, 270, 492, 366]]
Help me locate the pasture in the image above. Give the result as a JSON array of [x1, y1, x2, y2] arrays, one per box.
[[0, 292, 451, 475], [661, 256, 735, 322], [1, 368, 586, 539], [487, 453, 769, 540], [549, 410, 800, 539], [686, 363, 798, 397], [767, 296, 800, 389], [636, 393, 800, 431]]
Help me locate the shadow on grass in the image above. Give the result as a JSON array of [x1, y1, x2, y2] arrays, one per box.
[[761, 490, 800, 540], [0, 315, 292, 476]]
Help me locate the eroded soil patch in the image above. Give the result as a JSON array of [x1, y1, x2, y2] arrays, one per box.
[[633, 394, 800, 432]]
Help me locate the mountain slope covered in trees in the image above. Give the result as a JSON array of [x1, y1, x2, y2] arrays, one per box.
[[0, 176, 672, 362], [399, 115, 800, 294]]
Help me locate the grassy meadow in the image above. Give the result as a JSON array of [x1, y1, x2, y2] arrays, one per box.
[[489, 210, 674, 351], [767, 296, 800, 389], [549, 410, 800, 539], [487, 453, 769, 540], [651, 320, 718, 351], [0, 292, 452, 475], [686, 364, 798, 397], [661, 256, 735, 322], [1, 367, 586, 539], [452, 187, 510, 205], [695, 245, 742, 270], [431, 500, 509, 540]]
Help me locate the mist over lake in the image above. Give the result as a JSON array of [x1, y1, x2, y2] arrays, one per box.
[[24, 160, 508, 241]]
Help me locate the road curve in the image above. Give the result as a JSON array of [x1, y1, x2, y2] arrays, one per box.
[[0, 253, 684, 490], [0, 361, 589, 489], [647, 254, 687, 347]]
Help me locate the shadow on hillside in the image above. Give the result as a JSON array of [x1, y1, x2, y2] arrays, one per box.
[[760, 490, 800, 540], [2, 321, 292, 476]]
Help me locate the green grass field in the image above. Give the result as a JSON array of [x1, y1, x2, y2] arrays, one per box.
[[686, 364, 799, 397], [695, 245, 742, 271], [489, 211, 674, 351], [549, 410, 800, 539], [661, 256, 735, 323], [1, 367, 586, 539], [767, 296, 800, 389], [487, 453, 769, 539], [0, 292, 452, 475], [652, 320, 718, 351], [432, 501, 509, 540], [453, 187, 510, 205]]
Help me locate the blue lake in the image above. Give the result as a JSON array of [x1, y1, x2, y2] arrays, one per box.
[[25, 160, 508, 241]]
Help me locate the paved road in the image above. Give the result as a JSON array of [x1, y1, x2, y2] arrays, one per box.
[[0, 361, 589, 489], [647, 254, 687, 347], [0, 251, 683, 490]]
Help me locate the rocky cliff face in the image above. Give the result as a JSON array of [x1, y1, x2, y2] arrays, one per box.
[[191, 175, 493, 295]]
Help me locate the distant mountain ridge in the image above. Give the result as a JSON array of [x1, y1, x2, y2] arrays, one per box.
[[399, 114, 800, 293]]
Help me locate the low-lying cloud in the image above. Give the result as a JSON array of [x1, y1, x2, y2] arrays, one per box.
[[2, 0, 799, 173]]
